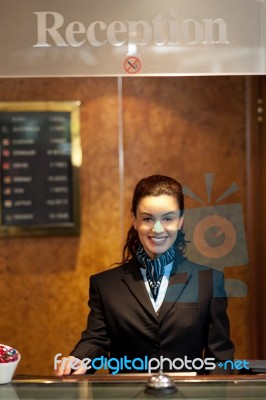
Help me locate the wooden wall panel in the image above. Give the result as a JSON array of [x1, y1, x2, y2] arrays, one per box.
[[0, 76, 251, 375]]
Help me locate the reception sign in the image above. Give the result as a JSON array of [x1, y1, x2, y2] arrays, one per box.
[[0, 0, 265, 76], [0, 102, 81, 236]]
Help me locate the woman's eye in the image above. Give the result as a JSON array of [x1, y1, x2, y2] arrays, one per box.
[[163, 217, 173, 222], [143, 217, 153, 222]]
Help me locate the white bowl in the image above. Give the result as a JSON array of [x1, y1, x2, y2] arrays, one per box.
[[0, 345, 21, 384]]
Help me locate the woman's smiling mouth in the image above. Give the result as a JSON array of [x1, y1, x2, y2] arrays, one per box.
[[149, 236, 168, 244]]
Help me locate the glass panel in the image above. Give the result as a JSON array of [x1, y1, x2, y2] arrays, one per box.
[[0, 0, 265, 77], [1, 380, 266, 400]]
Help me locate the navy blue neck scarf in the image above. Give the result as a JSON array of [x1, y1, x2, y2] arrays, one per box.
[[136, 244, 175, 301]]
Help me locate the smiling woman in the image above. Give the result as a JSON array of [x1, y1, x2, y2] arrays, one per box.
[[55, 174, 234, 376], [123, 175, 186, 263], [132, 194, 183, 259]]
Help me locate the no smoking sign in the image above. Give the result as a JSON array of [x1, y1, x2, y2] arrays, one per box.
[[124, 56, 142, 74]]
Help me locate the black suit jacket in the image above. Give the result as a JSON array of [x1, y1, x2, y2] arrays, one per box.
[[70, 256, 234, 374]]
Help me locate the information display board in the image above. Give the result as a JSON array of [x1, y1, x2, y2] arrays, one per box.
[[0, 102, 81, 236]]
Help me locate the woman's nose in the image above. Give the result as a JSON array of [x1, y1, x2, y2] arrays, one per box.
[[152, 220, 164, 234]]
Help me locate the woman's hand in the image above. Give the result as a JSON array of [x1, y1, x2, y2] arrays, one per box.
[[54, 355, 87, 376]]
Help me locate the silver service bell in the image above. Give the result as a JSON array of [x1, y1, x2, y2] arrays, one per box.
[[145, 370, 177, 395]]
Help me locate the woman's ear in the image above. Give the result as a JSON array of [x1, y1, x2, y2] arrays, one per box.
[[131, 212, 137, 230]]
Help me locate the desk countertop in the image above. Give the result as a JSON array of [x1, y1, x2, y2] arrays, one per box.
[[1, 374, 266, 400]]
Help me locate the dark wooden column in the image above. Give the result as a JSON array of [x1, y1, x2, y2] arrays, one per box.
[[246, 76, 266, 359]]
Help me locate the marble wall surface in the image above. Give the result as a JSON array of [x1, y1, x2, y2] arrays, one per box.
[[0, 76, 250, 374]]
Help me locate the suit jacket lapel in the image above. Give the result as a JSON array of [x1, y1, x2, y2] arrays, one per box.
[[122, 258, 158, 322], [157, 258, 192, 323]]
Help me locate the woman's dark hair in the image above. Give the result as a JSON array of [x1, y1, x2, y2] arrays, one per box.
[[122, 175, 186, 262]]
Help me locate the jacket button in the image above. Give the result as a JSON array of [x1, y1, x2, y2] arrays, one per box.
[[153, 343, 159, 352]]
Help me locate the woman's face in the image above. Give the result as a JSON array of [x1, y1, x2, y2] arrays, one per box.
[[132, 194, 184, 260]]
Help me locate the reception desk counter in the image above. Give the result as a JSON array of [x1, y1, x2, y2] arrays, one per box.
[[1, 374, 266, 399]]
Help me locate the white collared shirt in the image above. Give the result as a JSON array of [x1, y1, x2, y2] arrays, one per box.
[[140, 261, 174, 313]]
